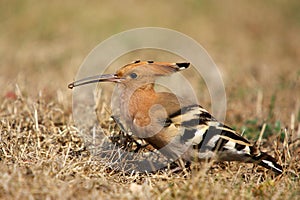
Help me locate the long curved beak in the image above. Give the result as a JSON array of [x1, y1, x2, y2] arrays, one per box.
[[68, 73, 121, 89]]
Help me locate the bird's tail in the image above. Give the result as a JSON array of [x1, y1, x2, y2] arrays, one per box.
[[205, 125, 283, 175], [249, 146, 283, 174]]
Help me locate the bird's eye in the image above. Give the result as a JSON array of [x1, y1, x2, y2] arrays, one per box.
[[129, 73, 138, 79]]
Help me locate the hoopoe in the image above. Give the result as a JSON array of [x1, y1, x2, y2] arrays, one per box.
[[69, 60, 283, 174]]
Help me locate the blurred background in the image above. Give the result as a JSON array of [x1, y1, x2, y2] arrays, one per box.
[[0, 0, 299, 129]]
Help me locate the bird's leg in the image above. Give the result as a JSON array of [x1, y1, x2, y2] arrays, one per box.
[[111, 115, 153, 152]]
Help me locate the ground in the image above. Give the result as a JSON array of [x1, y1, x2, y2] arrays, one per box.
[[0, 0, 299, 199]]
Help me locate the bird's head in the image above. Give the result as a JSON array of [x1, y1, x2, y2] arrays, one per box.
[[68, 60, 190, 89]]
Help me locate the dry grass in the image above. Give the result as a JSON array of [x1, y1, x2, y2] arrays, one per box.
[[0, 91, 298, 199], [0, 0, 300, 199], [0, 91, 299, 199]]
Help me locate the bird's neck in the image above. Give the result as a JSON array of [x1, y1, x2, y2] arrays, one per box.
[[119, 83, 157, 124]]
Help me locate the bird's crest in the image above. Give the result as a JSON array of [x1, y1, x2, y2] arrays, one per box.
[[116, 60, 190, 77]]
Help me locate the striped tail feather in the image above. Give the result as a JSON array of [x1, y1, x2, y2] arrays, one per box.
[[249, 146, 283, 174], [205, 126, 283, 175]]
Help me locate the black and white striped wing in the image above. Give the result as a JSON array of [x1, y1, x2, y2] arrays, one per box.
[[167, 104, 283, 174]]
